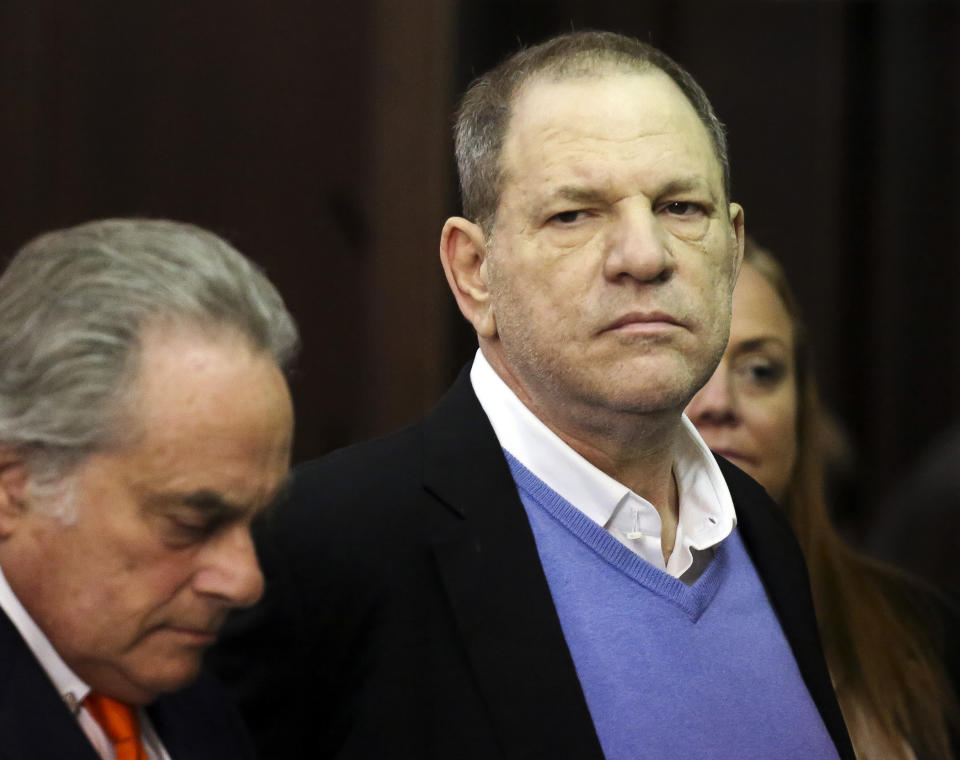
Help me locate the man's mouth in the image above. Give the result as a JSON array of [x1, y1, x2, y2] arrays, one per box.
[[162, 626, 219, 646], [602, 311, 683, 334]]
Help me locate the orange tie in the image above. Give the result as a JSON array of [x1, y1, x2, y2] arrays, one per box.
[[84, 693, 148, 760]]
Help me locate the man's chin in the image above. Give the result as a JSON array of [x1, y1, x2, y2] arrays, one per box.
[[121, 652, 205, 703], [602, 369, 705, 414]]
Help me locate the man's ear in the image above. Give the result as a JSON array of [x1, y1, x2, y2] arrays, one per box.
[[439, 217, 497, 339], [728, 202, 745, 278], [0, 447, 29, 538]]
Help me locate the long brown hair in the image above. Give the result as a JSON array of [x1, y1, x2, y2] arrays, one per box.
[[744, 239, 957, 758]]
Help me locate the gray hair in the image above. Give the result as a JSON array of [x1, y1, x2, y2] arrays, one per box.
[[0, 218, 298, 485], [455, 30, 730, 233]]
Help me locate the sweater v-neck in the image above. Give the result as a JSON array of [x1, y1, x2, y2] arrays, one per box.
[[507, 452, 727, 621]]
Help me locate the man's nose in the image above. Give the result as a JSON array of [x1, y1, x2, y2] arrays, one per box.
[[193, 523, 265, 608], [602, 204, 674, 284], [686, 364, 738, 425]]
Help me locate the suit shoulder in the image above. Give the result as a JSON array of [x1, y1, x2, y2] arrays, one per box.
[[289, 420, 425, 502], [263, 420, 444, 554], [299, 421, 422, 478]]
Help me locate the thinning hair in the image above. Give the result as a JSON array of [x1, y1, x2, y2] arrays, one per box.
[[454, 30, 730, 233], [0, 218, 298, 484]]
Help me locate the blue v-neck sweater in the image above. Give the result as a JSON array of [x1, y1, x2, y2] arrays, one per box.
[[506, 453, 840, 760]]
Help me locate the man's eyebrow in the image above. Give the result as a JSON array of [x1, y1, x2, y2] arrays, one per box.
[[155, 471, 293, 514], [179, 490, 243, 515], [658, 176, 716, 198], [142, 488, 244, 518], [551, 185, 611, 205], [548, 177, 719, 206]]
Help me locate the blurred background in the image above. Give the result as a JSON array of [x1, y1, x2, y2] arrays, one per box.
[[1, 1, 957, 545]]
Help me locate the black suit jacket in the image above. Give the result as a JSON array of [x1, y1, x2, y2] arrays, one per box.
[[210, 369, 855, 759], [0, 606, 258, 760]]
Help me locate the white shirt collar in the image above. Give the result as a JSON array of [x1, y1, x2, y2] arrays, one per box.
[[470, 350, 736, 577], [0, 560, 90, 711], [0, 560, 172, 759]]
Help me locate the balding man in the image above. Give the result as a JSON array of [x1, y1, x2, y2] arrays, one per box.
[[0, 219, 296, 759], [212, 32, 854, 760]]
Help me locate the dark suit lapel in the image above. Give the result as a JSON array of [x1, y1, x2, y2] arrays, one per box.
[[146, 675, 256, 760], [423, 370, 604, 759], [719, 457, 856, 760], [147, 696, 192, 759], [0, 609, 101, 760], [419, 372, 853, 759]]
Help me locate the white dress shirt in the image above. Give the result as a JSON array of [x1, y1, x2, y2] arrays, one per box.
[[0, 562, 171, 760], [470, 350, 737, 580]]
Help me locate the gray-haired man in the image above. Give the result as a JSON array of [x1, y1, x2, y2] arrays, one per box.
[[0, 219, 296, 759]]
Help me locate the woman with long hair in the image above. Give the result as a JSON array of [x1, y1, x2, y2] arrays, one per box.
[[686, 238, 958, 759]]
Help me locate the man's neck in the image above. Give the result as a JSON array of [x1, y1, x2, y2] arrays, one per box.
[[531, 406, 682, 552], [483, 350, 685, 542]]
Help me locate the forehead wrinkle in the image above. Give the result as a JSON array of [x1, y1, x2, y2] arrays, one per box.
[[497, 71, 728, 225], [512, 123, 719, 189], [513, 123, 679, 170]]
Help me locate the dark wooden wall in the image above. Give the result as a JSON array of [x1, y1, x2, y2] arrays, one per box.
[[0, 0, 455, 462]]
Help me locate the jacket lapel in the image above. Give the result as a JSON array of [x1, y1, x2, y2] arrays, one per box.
[[145, 675, 256, 760], [0, 610, 101, 760], [719, 457, 856, 760], [423, 370, 605, 759], [147, 695, 193, 760], [418, 372, 854, 760]]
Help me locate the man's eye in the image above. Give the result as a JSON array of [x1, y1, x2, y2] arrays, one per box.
[[170, 517, 214, 538], [550, 210, 586, 224], [164, 510, 224, 545], [663, 201, 703, 216]]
